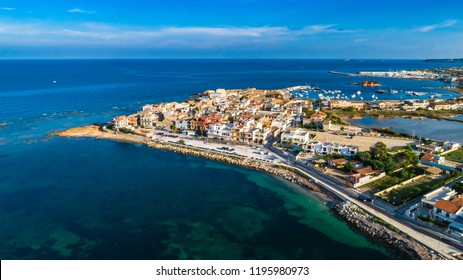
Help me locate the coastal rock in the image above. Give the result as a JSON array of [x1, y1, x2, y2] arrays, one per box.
[[333, 202, 446, 260], [58, 125, 445, 260]]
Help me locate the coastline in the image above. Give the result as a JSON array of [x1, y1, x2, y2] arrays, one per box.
[[57, 124, 446, 259], [441, 86, 463, 97], [57, 125, 334, 202]]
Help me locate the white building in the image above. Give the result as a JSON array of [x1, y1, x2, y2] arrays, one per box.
[[421, 187, 457, 208], [433, 196, 463, 237], [442, 141, 460, 151], [252, 128, 271, 144], [207, 123, 232, 141], [280, 128, 310, 145], [175, 119, 189, 130], [113, 115, 128, 129], [140, 112, 156, 128], [303, 141, 358, 157], [433, 196, 463, 223]]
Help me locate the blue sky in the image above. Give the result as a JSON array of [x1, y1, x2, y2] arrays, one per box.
[[0, 0, 462, 58]]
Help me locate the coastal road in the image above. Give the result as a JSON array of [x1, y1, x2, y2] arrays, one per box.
[[108, 129, 462, 258], [264, 143, 463, 258]]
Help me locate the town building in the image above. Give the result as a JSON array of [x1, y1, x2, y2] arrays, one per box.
[[113, 116, 128, 129], [280, 128, 310, 145]]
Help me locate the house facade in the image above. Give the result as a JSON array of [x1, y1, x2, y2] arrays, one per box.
[[280, 128, 310, 145], [113, 116, 128, 129]]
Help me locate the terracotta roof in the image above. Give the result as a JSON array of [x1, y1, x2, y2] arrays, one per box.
[[355, 167, 376, 176], [420, 153, 434, 161], [310, 112, 327, 118], [114, 116, 127, 121], [435, 200, 463, 214], [452, 197, 463, 207], [331, 158, 348, 164]]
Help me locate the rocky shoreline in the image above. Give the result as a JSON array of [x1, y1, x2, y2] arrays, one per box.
[[333, 202, 446, 260], [58, 125, 447, 259], [144, 139, 335, 201]]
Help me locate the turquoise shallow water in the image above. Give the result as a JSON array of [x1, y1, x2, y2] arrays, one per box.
[[0, 138, 391, 259]]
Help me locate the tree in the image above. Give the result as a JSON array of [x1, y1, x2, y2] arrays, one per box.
[[373, 141, 387, 150], [399, 170, 410, 180], [178, 139, 186, 145], [370, 160, 385, 171], [452, 182, 463, 194], [356, 151, 371, 163], [340, 126, 345, 131], [383, 157, 398, 171], [404, 145, 413, 151], [394, 150, 418, 166], [343, 106, 355, 113], [370, 141, 389, 161], [170, 123, 176, 131], [343, 162, 355, 173]]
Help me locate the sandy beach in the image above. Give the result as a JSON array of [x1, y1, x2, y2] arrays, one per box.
[[58, 125, 144, 143]]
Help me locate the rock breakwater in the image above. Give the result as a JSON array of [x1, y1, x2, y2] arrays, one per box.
[[146, 140, 332, 199], [334, 202, 446, 260]]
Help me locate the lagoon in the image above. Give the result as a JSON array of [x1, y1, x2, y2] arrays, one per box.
[[350, 116, 463, 142]]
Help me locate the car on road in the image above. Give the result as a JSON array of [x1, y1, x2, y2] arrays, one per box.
[[358, 194, 374, 202]]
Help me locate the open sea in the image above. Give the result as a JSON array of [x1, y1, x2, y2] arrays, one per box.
[[1, 59, 461, 260]]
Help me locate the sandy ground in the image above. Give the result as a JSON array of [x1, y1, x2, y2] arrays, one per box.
[[314, 131, 415, 151], [58, 125, 144, 143]]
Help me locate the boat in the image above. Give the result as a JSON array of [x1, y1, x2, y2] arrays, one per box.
[[356, 90, 361, 95], [375, 89, 388, 94], [361, 81, 380, 87]]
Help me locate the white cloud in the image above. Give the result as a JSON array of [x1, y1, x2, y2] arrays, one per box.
[[0, 20, 358, 49], [297, 25, 359, 35], [1, 7, 15, 11], [67, 8, 96, 14], [417, 20, 458, 32]]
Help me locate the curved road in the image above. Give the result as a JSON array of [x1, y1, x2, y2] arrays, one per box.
[[265, 143, 463, 259]]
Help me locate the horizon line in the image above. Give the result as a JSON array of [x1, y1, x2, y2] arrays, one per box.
[[0, 57, 460, 61]]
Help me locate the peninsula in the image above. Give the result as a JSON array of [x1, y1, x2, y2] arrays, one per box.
[[59, 87, 463, 260], [330, 66, 463, 86]]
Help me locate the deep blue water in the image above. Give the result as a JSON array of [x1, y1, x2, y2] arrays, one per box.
[[1, 59, 461, 260]]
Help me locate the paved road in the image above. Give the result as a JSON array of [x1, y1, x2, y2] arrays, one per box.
[[264, 142, 463, 258], [135, 132, 462, 258]]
